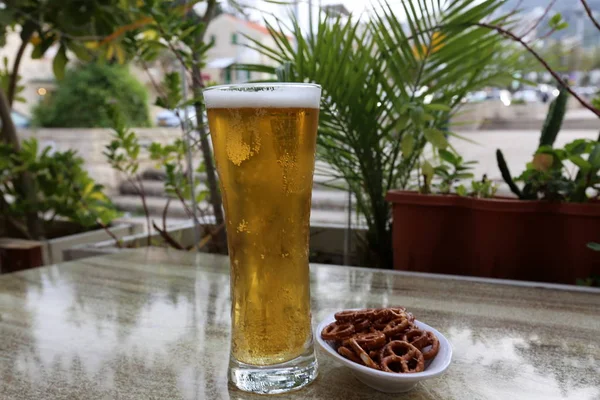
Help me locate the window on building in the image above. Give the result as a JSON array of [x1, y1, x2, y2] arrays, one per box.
[[246, 70, 251, 81], [231, 33, 238, 45], [225, 67, 231, 84], [210, 34, 216, 44]]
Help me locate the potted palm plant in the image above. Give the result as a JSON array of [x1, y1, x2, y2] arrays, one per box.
[[241, 0, 526, 268]]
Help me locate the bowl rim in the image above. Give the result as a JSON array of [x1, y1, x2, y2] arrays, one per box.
[[315, 311, 453, 380]]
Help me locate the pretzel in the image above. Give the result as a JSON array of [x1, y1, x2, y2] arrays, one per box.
[[388, 307, 408, 319], [354, 308, 376, 321], [345, 330, 386, 350], [383, 318, 410, 337], [369, 350, 381, 364], [380, 341, 425, 373], [321, 321, 355, 340], [380, 340, 410, 357], [353, 318, 371, 332], [372, 308, 392, 322], [404, 330, 440, 360], [372, 316, 392, 330], [403, 329, 429, 348], [338, 346, 362, 364], [380, 351, 425, 373], [334, 310, 358, 322], [347, 338, 380, 369]]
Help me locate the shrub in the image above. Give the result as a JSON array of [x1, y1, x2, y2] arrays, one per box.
[[0, 139, 120, 239], [33, 63, 151, 128]]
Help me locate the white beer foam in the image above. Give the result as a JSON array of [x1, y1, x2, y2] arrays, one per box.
[[204, 84, 321, 109]]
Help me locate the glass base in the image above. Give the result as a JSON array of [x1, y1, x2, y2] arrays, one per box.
[[229, 349, 318, 394]]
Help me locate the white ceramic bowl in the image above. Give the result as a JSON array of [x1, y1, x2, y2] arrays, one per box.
[[316, 312, 452, 393]]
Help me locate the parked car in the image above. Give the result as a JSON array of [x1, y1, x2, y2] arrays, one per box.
[[512, 89, 539, 103], [2, 110, 31, 128], [464, 91, 487, 103], [156, 107, 197, 127]]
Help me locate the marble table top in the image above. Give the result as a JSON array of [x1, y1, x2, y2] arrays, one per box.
[[1, 248, 599, 400]]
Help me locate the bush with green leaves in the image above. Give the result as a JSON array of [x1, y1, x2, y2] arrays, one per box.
[[510, 139, 600, 202], [104, 106, 212, 250], [0, 139, 119, 239], [418, 149, 497, 199], [33, 63, 150, 128], [498, 89, 600, 202]]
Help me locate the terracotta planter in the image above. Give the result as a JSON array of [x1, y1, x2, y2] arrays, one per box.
[[386, 190, 600, 284]]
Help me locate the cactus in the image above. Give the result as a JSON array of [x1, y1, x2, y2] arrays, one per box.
[[496, 149, 523, 198], [496, 87, 569, 200], [539, 88, 568, 147]]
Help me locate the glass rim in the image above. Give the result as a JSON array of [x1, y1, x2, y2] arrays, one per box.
[[203, 82, 321, 92]]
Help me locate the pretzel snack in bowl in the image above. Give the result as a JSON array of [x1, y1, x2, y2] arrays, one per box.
[[320, 307, 440, 374]]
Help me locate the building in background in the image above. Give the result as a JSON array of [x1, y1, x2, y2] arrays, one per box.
[[204, 14, 283, 84], [1, 14, 282, 120]]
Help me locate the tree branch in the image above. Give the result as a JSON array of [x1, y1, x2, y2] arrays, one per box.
[[79, 199, 122, 248], [519, 0, 556, 40], [189, 0, 228, 254], [0, 88, 20, 148], [581, 0, 600, 32], [8, 35, 32, 106], [152, 221, 184, 249], [475, 22, 600, 118], [140, 60, 168, 101]]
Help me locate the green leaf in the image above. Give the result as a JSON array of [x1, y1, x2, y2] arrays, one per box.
[[549, 13, 568, 31], [422, 160, 434, 178], [68, 41, 93, 62], [456, 185, 467, 197], [456, 172, 474, 180], [424, 128, 449, 149], [31, 34, 57, 59], [564, 139, 590, 156], [588, 143, 600, 169], [438, 148, 457, 164], [425, 103, 451, 112], [549, 14, 562, 26], [52, 45, 68, 81], [401, 135, 415, 157], [569, 155, 591, 171], [588, 242, 600, 252]]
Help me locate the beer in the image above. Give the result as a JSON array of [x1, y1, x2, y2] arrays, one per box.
[[204, 84, 320, 370]]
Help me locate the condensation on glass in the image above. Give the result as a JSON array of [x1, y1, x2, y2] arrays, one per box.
[[203, 83, 321, 395]]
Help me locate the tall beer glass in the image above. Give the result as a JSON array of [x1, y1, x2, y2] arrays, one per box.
[[203, 83, 321, 394]]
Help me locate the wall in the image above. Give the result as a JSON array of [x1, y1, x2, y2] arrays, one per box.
[[18, 127, 182, 193]]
